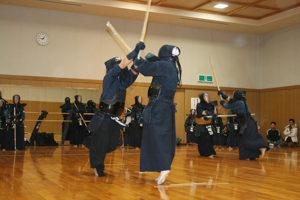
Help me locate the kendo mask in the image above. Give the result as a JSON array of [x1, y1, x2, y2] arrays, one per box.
[[135, 96, 142, 104], [203, 93, 211, 104], [190, 109, 196, 116], [198, 92, 211, 105], [105, 57, 122, 73], [87, 100, 96, 108], [233, 90, 246, 101], [65, 97, 70, 104], [13, 94, 20, 104], [75, 95, 82, 103], [158, 45, 182, 87]]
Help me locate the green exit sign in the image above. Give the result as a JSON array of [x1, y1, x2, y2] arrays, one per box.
[[198, 75, 213, 82]]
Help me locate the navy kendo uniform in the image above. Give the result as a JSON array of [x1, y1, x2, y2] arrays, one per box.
[[84, 42, 144, 177], [3, 95, 26, 151], [60, 97, 73, 145], [70, 95, 87, 146], [218, 90, 269, 160], [133, 45, 182, 173], [0, 99, 8, 148]]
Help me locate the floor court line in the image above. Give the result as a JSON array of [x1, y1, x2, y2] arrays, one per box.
[[154, 182, 230, 188]]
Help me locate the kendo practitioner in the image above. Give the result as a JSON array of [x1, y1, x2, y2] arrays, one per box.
[[85, 100, 96, 136], [0, 99, 9, 149], [133, 44, 182, 185], [71, 95, 87, 148], [60, 97, 72, 145], [0, 90, 8, 106], [218, 90, 269, 160], [86, 100, 96, 121], [212, 110, 224, 149], [195, 93, 217, 158], [184, 109, 197, 145], [84, 42, 144, 177], [3, 95, 26, 151], [130, 96, 145, 149], [225, 110, 239, 151]]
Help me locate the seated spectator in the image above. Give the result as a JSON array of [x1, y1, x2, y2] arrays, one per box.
[[280, 119, 298, 147], [267, 122, 283, 147]]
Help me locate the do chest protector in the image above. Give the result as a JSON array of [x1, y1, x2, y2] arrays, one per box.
[[148, 81, 162, 99], [99, 88, 126, 116]]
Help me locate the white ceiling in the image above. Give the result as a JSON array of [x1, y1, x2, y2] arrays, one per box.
[[1, 0, 300, 34]]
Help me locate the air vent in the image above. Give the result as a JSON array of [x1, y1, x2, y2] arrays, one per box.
[[37, 0, 81, 6], [180, 17, 228, 25]]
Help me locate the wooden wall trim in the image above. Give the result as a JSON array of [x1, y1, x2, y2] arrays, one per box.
[[0, 74, 102, 84], [180, 84, 260, 92], [260, 85, 300, 92], [1, 74, 263, 92]]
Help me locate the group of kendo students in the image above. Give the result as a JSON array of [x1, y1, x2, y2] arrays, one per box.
[[184, 91, 269, 160], [60, 94, 146, 149], [122, 96, 145, 149], [60, 95, 97, 147], [0, 91, 26, 151], [0, 91, 100, 151]]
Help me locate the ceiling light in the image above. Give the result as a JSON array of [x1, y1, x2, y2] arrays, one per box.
[[214, 3, 228, 9]]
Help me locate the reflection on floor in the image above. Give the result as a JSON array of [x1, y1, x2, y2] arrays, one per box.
[[0, 145, 298, 200]]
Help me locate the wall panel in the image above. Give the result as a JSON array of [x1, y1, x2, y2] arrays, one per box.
[[260, 87, 300, 145]]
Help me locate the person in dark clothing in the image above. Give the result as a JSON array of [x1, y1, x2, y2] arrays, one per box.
[[225, 110, 239, 151], [267, 122, 283, 147], [133, 44, 182, 185], [2, 95, 26, 151], [184, 109, 197, 145], [218, 90, 269, 160], [0, 91, 8, 107], [85, 100, 96, 137], [130, 96, 145, 149], [0, 99, 9, 150], [84, 42, 143, 177], [71, 95, 87, 148], [86, 100, 96, 121], [60, 97, 72, 145], [195, 93, 217, 158], [212, 110, 224, 149]]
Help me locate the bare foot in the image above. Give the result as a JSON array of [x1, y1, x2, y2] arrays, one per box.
[[94, 168, 99, 177], [157, 170, 170, 185], [2, 149, 5, 152], [208, 155, 214, 159], [80, 144, 85, 148], [135, 147, 139, 150], [228, 147, 233, 151], [74, 145, 78, 148], [155, 174, 161, 182], [219, 146, 224, 149], [260, 148, 267, 158]]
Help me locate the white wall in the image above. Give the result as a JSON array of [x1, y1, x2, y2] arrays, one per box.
[[259, 24, 300, 89], [0, 5, 261, 88]]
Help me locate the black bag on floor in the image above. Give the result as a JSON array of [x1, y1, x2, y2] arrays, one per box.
[[36, 132, 58, 146], [48, 133, 58, 146]]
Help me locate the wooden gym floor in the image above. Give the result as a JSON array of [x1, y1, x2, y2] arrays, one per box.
[[0, 145, 299, 200]]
